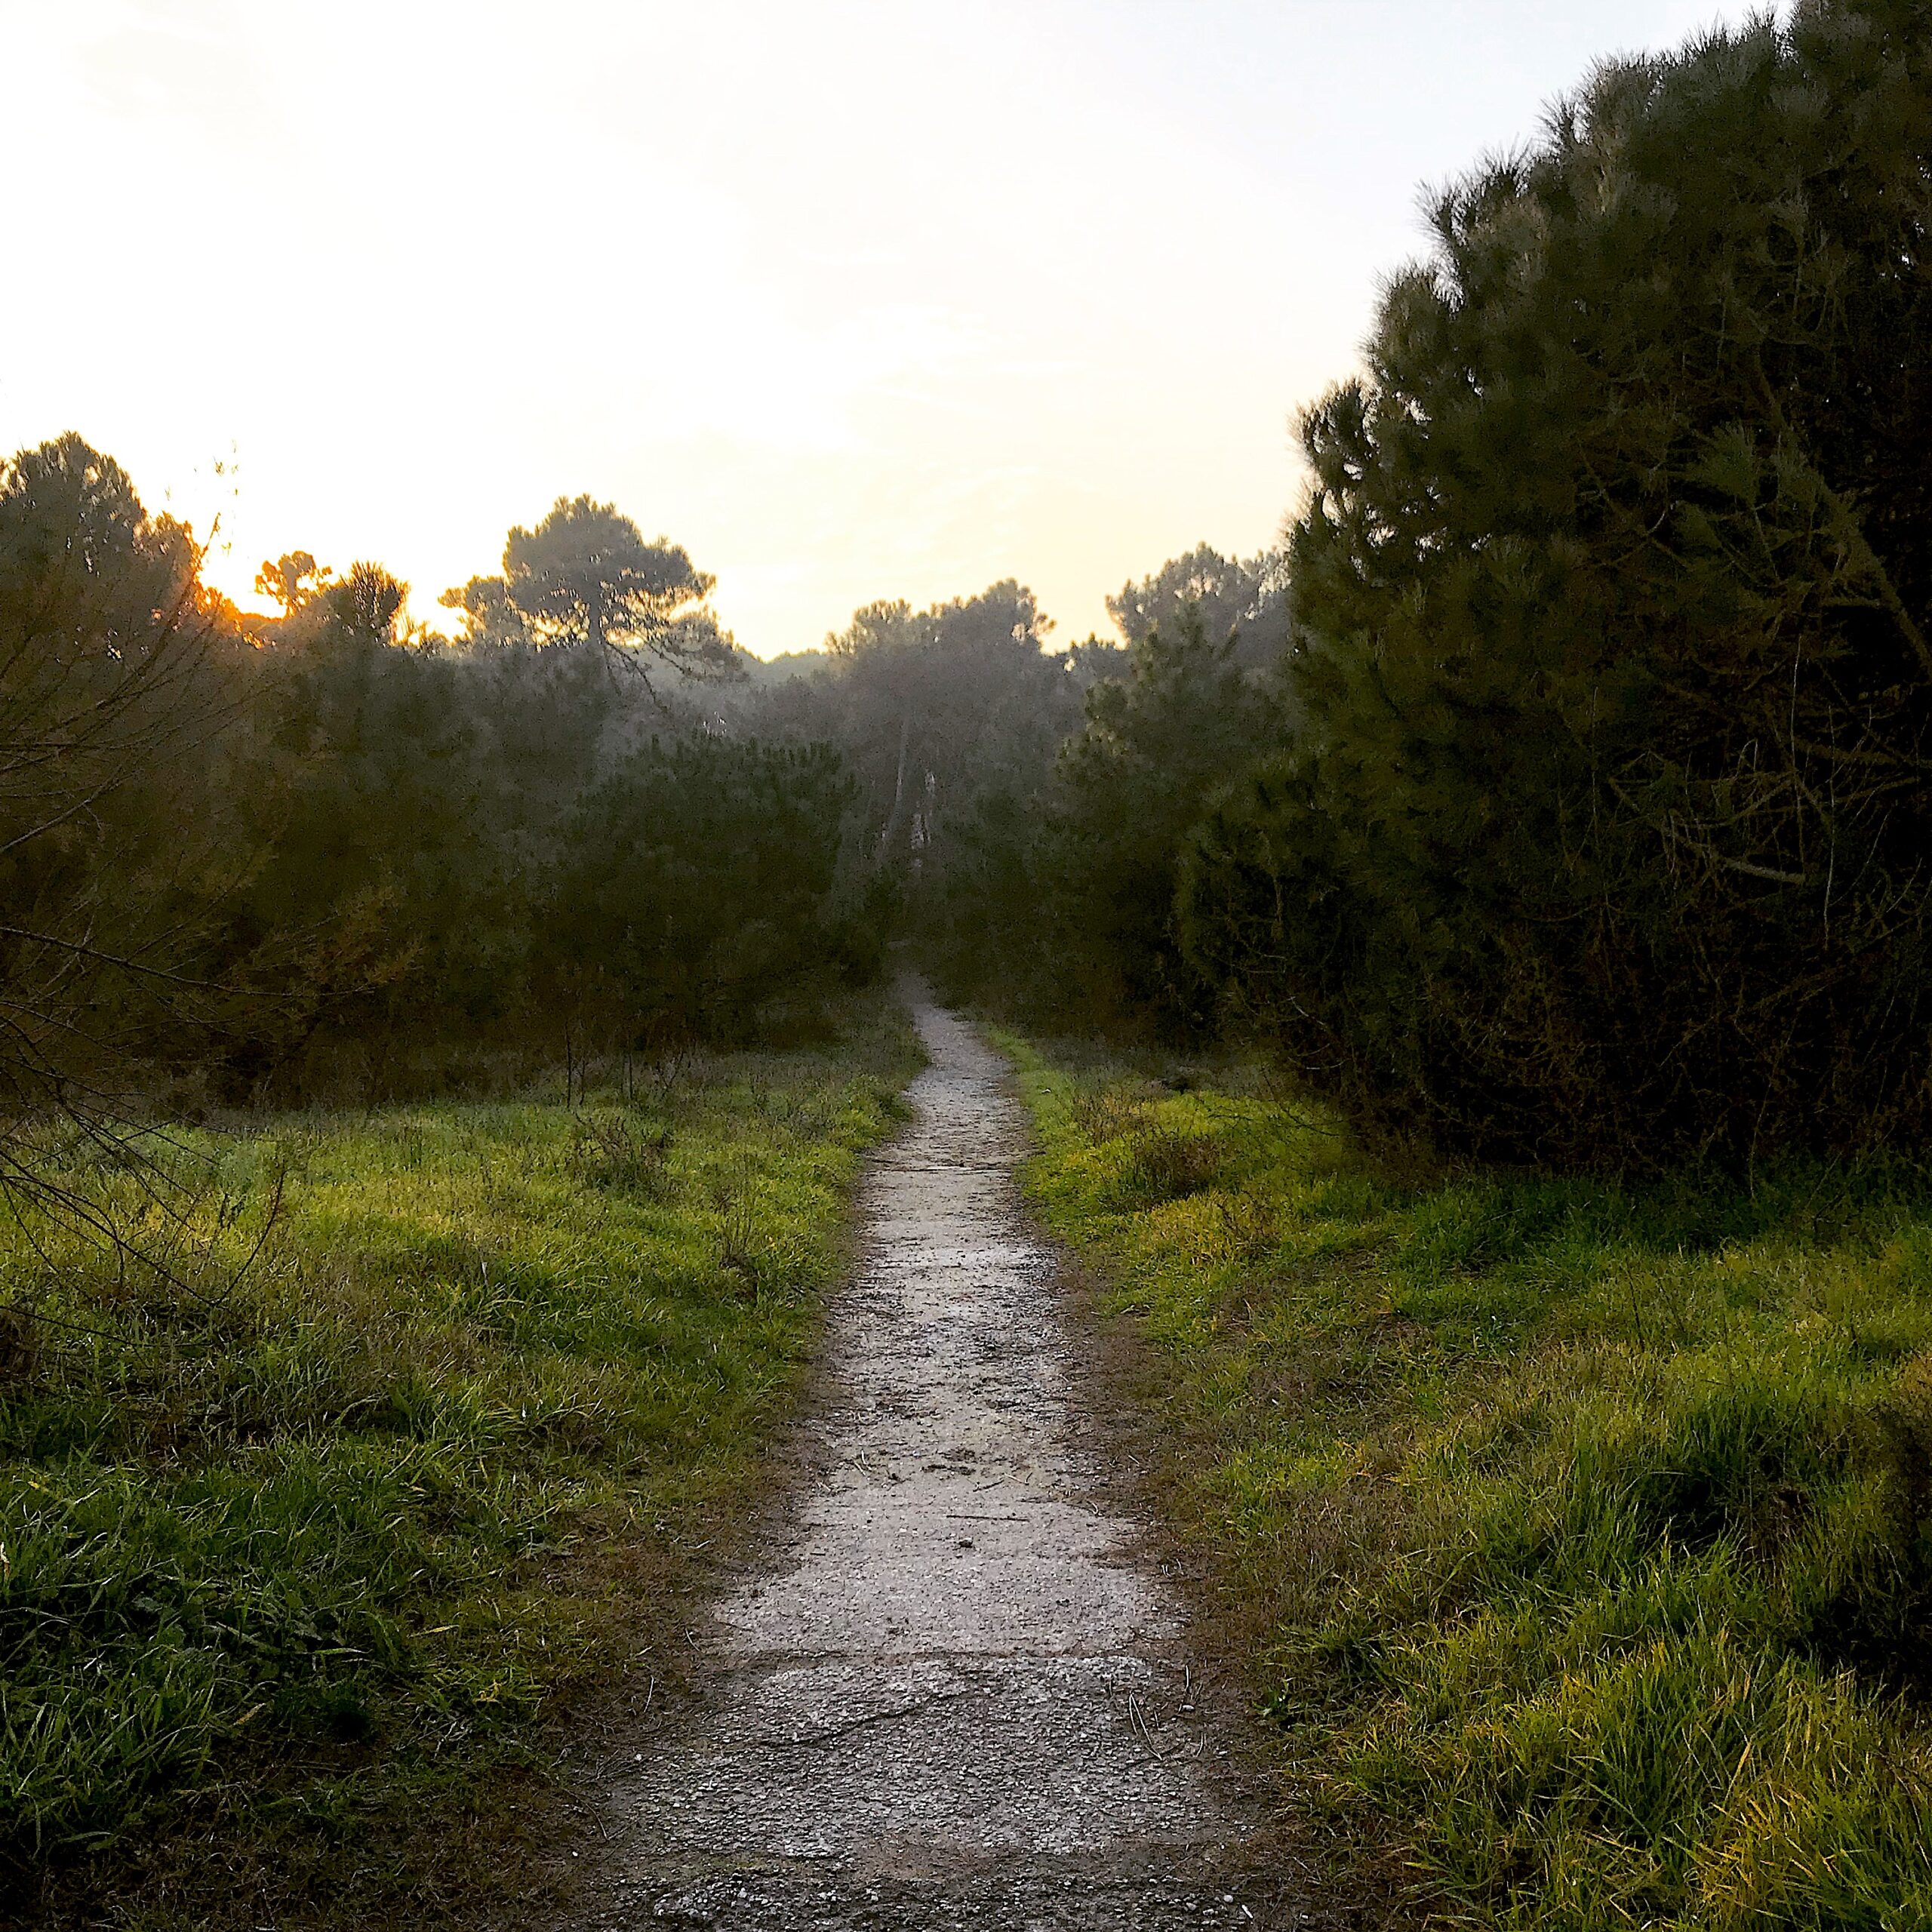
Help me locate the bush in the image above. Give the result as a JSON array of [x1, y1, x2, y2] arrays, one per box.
[[540, 736, 860, 1050], [569, 1108, 672, 1195], [1116, 1125, 1224, 1206]]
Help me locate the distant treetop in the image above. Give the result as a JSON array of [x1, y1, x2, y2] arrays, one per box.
[[441, 494, 736, 688]]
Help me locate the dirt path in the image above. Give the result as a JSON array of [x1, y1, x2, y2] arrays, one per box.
[[567, 1001, 1344, 1928]]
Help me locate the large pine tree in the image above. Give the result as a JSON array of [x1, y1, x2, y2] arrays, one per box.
[[1184, 0, 1932, 1164]]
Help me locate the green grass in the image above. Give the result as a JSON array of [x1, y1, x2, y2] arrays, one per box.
[[1001, 1036, 1932, 1930], [0, 1001, 921, 1925]]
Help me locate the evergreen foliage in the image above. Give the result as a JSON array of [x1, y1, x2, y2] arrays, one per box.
[[1184, 0, 1932, 1164], [1051, 605, 1282, 1028], [540, 737, 858, 1046], [0, 435, 242, 1136], [1106, 542, 1292, 671], [441, 494, 737, 687], [928, 597, 1283, 1031], [753, 581, 1080, 881]]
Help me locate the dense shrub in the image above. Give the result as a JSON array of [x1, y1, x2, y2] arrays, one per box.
[[1183, 2, 1932, 1166], [928, 597, 1284, 1035], [540, 736, 860, 1046], [0, 436, 243, 1122]]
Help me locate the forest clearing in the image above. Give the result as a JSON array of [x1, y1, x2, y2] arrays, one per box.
[[7, 3, 1932, 1927]]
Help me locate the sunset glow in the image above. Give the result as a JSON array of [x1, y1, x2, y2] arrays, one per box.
[[7, 1, 1761, 652]]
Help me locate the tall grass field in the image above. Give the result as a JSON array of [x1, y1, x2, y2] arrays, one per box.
[[1002, 1036, 1932, 1930], [0, 1005, 919, 1926]]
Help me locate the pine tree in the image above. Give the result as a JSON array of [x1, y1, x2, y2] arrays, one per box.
[[1184, 1, 1932, 1164]]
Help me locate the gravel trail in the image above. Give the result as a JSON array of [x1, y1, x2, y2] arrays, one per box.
[[569, 1000, 1346, 1929]]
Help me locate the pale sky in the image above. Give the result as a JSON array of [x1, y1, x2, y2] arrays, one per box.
[[5, 1, 1766, 655]]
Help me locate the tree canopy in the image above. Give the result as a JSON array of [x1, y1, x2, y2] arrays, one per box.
[[443, 494, 737, 686], [9, 0, 1932, 1176]]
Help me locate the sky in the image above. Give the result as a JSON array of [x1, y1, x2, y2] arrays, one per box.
[[3, 1, 1769, 656]]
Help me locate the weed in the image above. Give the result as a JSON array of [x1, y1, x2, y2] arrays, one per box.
[[712, 1158, 765, 1291], [1116, 1124, 1223, 1205], [1068, 1081, 1156, 1143], [570, 1108, 673, 1195], [1061, 1080, 1224, 1204]]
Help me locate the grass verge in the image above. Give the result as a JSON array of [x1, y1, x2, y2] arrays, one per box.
[[999, 1033, 1932, 1930], [1, 997, 921, 1927]]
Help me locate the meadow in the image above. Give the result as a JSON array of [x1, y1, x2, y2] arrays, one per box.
[[0, 1004, 919, 1927], [1003, 1035, 1932, 1930]]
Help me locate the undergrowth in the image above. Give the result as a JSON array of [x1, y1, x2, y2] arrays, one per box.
[[1001, 1038, 1932, 1930], [0, 998, 920, 1927]]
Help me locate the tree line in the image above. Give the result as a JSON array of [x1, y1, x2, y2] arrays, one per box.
[[0, 455, 872, 1153], [5, 0, 1928, 1174]]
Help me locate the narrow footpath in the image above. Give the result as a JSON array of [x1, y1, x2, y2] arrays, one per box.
[[571, 1001, 1348, 1929]]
